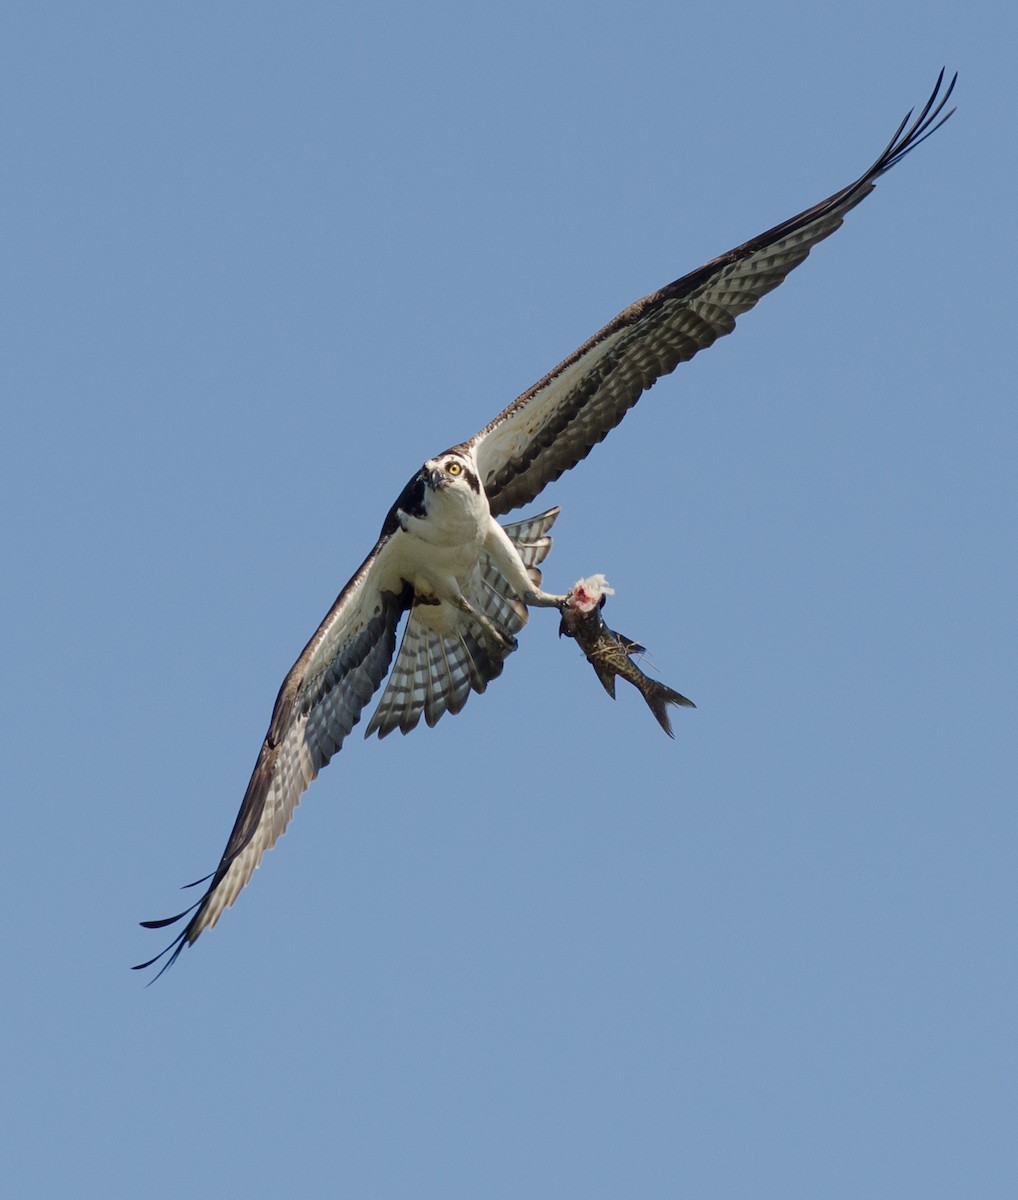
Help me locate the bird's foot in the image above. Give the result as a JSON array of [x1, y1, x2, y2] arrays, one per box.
[[455, 595, 519, 653], [480, 624, 518, 655]]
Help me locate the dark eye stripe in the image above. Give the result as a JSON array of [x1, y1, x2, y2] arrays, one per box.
[[438, 453, 481, 494]]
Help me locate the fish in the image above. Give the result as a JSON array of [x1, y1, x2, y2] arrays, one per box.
[[558, 575, 695, 737]]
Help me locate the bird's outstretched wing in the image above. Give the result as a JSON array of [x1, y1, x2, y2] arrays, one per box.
[[465, 71, 956, 517], [135, 534, 413, 978]]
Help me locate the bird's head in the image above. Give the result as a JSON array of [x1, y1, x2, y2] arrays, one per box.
[[423, 451, 481, 497]]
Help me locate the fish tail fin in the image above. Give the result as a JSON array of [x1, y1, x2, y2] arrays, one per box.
[[641, 680, 696, 738]]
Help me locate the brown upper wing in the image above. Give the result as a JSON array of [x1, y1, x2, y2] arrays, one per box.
[[467, 72, 955, 517]]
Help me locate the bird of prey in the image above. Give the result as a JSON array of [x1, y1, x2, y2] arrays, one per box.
[[137, 72, 955, 977]]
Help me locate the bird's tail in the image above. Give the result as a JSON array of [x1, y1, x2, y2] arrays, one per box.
[[365, 506, 560, 738]]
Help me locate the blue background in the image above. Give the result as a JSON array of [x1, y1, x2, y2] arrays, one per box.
[[4, 4, 1014, 1197]]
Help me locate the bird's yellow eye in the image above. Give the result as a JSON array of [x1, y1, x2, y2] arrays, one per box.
[[446, 461, 462, 475]]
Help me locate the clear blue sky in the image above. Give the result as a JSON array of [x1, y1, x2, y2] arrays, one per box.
[[4, 4, 1014, 1197]]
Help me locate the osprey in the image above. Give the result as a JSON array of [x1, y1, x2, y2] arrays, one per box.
[[137, 73, 955, 976]]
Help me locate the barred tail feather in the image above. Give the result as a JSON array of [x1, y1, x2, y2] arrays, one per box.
[[365, 507, 559, 738]]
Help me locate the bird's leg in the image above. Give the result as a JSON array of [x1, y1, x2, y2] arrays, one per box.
[[523, 587, 568, 609], [453, 595, 518, 653], [483, 518, 567, 611]]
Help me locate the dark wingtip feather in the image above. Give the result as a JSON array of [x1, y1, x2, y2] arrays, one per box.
[[132, 926, 190, 982], [182, 870, 216, 890], [135, 892, 206, 978], [139, 911, 190, 931], [871, 69, 957, 178], [138, 890, 204, 930]]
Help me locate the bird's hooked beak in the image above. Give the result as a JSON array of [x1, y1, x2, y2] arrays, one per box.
[[425, 465, 445, 491]]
